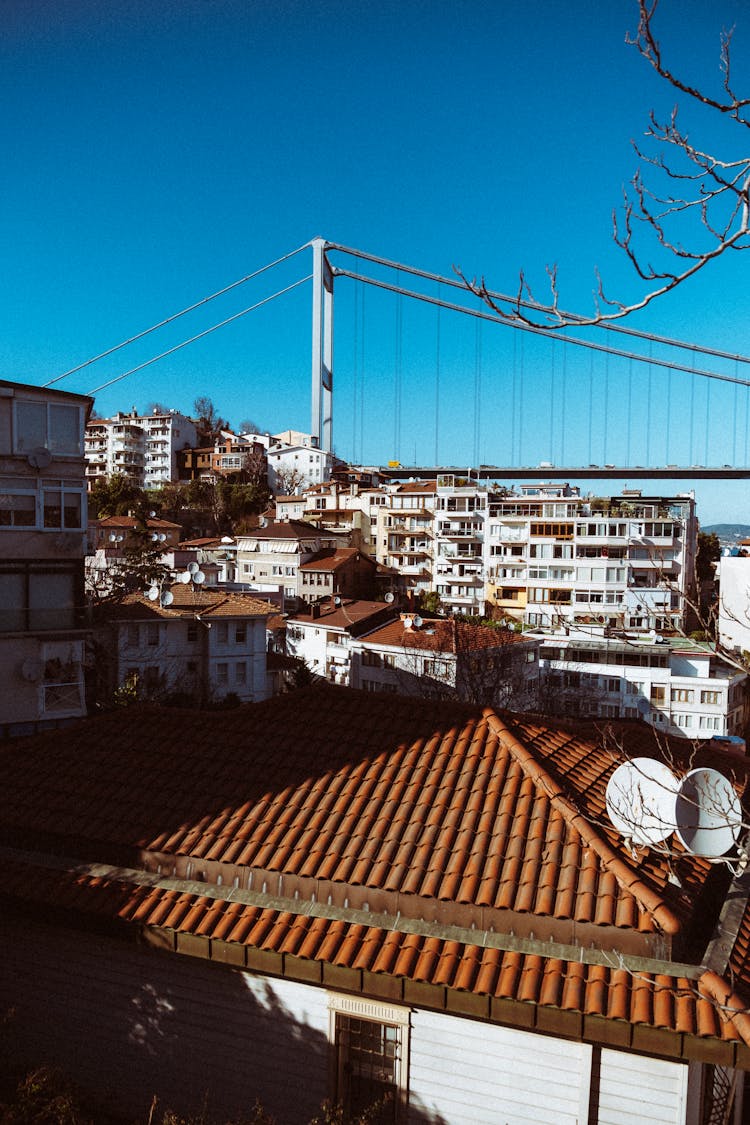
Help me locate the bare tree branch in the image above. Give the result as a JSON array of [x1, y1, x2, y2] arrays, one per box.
[[456, 0, 750, 328]]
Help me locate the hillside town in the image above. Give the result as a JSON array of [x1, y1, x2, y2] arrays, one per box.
[[4, 375, 750, 1123]]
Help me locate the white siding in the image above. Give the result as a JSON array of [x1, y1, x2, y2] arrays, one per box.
[[0, 916, 329, 1124], [598, 1048, 688, 1125], [409, 1008, 591, 1124]]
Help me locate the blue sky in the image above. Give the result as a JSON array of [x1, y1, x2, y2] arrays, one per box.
[[2, 0, 749, 523]]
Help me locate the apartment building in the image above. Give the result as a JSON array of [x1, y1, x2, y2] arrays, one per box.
[[84, 408, 198, 489], [432, 474, 486, 615], [285, 599, 397, 684], [537, 630, 746, 737], [485, 482, 697, 632], [350, 613, 540, 708], [94, 585, 272, 705], [267, 439, 333, 494], [374, 480, 437, 602], [0, 378, 93, 735], [235, 518, 347, 608]]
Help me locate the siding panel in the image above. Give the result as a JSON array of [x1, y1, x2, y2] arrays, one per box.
[[598, 1048, 688, 1125], [0, 917, 329, 1124], [409, 1008, 591, 1124]]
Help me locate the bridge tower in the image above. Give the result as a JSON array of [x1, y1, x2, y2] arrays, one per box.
[[311, 238, 334, 452]]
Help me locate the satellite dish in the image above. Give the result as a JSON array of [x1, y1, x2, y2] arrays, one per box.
[[109, 533, 117, 542], [221, 536, 233, 544], [188, 562, 200, 575], [675, 768, 742, 858], [149, 510, 156, 518], [403, 616, 414, 630], [413, 615, 423, 628], [384, 592, 395, 604], [20, 657, 43, 682], [178, 571, 192, 584], [147, 586, 160, 602], [193, 570, 205, 584], [605, 758, 679, 846], [151, 533, 159, 542], [333, 596, 342, 605], [160, 590, 174, 607], [27, 446, 52, 470], [158, 532, 166, 542]]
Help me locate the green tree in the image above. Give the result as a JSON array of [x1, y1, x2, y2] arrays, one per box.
[[697, 530, 721, 582], [89, 473, 148, 519]]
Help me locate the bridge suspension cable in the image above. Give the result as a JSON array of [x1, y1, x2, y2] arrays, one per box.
[[45, 241, 312, 389]]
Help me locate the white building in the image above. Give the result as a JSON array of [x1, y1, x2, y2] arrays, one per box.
[[350, 613, 540, 708], [718, 553, 750, 656], [432, 474, 487, 615], [94, 584, 272, 705], [485, 483, 697, 633], [285, 599, 397, 684], [536, 629, 746, 737], [84, 407, 199, 489], [267, 438, 333, 495]]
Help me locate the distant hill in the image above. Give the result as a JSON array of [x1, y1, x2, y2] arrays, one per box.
[[702, 523, 750, 542]]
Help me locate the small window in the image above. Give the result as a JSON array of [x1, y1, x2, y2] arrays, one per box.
[[187, 623, 198, 643], [217, 622, 229, 644], [235, 624, 246, 644], [216, 662, 229, 683], [235, 662, 247, 683], [146, 623, 159, 646], [127, 624, 139, 648], [329, 996, 409, 1124]]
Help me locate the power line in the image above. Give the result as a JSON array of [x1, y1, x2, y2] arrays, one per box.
[[45, 241, 311, 388], [87, 276, 311, 395]]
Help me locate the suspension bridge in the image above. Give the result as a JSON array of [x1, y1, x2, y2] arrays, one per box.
[[45, 238, 750, 480]]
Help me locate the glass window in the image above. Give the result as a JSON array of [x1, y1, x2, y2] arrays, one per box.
[[0, 493, 36, 527], [0, 572, 26, 631], [334, 1015, 401, 1124], [15, 401, 46, 451], [28, 571, 76, 631]]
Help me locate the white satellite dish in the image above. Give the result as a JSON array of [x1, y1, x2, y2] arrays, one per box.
[[147, 586, 160, 602], [605, 758, 679, 846], [384, 592, 395, 604], [674, 767, 742, 858], [109, 533, 117, 542], [193, 570, 206, 584], [333, 596, 342, 605], [221, 536, 233, 544], [158, 532, 166, 541], [178, 571, 192, 584], [188, 562, 200, 575], [403, 616, 414, 629], [151, 533, 159, 542], [413, 615, 423, 628], [160, 590, 174, 607]]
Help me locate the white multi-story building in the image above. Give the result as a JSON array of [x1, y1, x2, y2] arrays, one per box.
[[432, 474, 487, 615], [84, 408, 198, 489], [267, 439, 333, 494], [536, 629, 746, 737], [718, 552, 750, 656], [485, 482, 697, 632]]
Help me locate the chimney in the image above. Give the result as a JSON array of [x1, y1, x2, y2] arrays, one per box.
[[311, 604, 321, 620]]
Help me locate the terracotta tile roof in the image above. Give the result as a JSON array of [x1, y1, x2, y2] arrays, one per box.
[[299, 548, 372, 573], [394, 481, 437, 494], [1, 688, 748, 1055], [288, 601, 395, 631], [362, 618, 530, 653], [98, 586, 275, 621], [92, 515, 182, 530], [237, 519, 322, 540]]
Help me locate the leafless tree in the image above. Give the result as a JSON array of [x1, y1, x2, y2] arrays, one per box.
[[456, 0, 750, 328]]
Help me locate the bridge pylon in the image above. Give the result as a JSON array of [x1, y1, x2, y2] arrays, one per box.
[[311, 238, 334, 452]]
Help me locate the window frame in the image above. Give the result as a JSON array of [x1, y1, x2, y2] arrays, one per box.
[[328, 994, 410, 1123]]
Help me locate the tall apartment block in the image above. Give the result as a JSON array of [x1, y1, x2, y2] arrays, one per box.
[[84, 408, 198, 490], [484, 482, 697, 632]]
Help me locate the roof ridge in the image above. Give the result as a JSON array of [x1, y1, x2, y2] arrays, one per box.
[[481, 709, 682, 936]]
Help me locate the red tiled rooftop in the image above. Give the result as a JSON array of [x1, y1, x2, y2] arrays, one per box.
[[363, 617, 531, 653], [2, 687, 748, 1055]]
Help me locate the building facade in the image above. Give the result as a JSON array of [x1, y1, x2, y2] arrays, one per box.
[[0, 378, 92, 735]]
